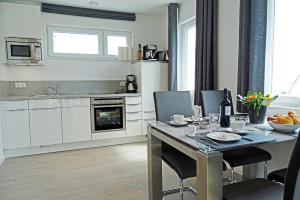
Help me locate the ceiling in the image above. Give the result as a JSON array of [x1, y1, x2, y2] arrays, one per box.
[[10, 0, 182, 16]]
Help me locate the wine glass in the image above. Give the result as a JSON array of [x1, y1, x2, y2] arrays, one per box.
[[209, 113, 220, 133]]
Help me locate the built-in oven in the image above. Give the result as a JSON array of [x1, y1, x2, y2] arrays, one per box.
[[5, 37, 43, 65], [91, 97, 125, 133]]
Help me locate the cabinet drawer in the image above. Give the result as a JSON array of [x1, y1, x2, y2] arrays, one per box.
[[126, 112, 141, 120], [142, 111, 156, 120], [126, 96, 141, 105], [126, 120, 142, 136], [3, 100, 28, 111], [126, 104, 141, 112], [29, 99, 60, 109], [61, 98, 90, 108]]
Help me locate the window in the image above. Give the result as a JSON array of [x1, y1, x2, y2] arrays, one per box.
[[178, 19, 196, 91], [47, 26, 102, 58], [104, 31, 132, 58], [47, 26, 132, 60], [267, 1, 300, 97]]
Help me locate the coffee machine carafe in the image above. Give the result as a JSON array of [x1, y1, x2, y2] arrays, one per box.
[[126, 74, 137, 93]]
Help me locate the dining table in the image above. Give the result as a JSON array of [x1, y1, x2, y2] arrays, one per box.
[[147, 120, 298, 200]]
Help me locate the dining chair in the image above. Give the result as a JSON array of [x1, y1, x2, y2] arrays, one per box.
[[200, 90, 272, 182], [153, 91, 196, 199], [223, 130, 300, 200], [153, 91, 228, 199], [268, 168, 287, 184]]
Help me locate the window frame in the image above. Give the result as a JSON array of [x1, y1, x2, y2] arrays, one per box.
[[178, 18, 196, 91], [265, 0, 300, 108], [47, 26, 133, 61], [103, 30, 132, 59], [47, 26, 103, 59]]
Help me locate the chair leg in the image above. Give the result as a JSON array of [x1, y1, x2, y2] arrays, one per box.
[[231, 167, 235, 183], [264, 161, 268, 179], [179, 179, 184, 200]]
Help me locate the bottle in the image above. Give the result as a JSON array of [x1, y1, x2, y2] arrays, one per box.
[[220, 88, 231, 127], [137, 44, 142, 61]]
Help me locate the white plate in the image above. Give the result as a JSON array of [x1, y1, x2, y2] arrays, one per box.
[[207, 132, 241, 142], [268, 122, 300, 133], [169, 121, 188, 126]]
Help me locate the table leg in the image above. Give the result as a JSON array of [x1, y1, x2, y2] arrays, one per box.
[[196, 151, 223, 200], [147, 126, 162, 200]]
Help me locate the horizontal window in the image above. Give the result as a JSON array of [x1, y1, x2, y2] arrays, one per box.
[[47, 26, 132, 60]]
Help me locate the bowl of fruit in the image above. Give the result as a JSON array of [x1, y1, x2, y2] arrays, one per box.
[[267, 111, 300, 133]]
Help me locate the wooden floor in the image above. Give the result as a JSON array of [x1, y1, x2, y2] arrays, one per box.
[[0, 142, 198, 200]]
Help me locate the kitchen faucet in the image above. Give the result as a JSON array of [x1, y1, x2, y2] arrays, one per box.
[[48, 83, 60, 96]]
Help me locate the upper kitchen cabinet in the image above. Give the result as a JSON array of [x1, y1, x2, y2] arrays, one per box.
[[1, 2, 42, 38]]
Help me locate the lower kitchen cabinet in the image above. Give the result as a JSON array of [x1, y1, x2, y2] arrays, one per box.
[[30, 108, 62, 146], [126, 120, 142, 136], [62, 107, 91, 143], [2, 110, 30, 149]]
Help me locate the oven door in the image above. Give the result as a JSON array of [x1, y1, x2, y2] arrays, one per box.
[[92, 105, 124, 132], [6, 42, 35, 60]]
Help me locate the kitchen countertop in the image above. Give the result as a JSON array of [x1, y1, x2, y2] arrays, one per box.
[[0, 93, 141, 101]]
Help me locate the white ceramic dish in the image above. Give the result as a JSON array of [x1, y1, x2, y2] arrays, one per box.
[[268, 122, 300, 133], [169, 121, 188, 126], [207, 132, 241, 142]]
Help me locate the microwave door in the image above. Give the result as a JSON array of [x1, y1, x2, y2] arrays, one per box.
[[6, 42, 34, 60]]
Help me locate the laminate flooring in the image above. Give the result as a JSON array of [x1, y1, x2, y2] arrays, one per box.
[[0, 142, 199, 200]]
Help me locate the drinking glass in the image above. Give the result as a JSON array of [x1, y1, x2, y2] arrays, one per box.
[[209, 113, 220, 132], [193, 105, 202, 122]]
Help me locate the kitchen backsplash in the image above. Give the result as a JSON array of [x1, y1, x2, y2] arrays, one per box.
[[0, 80, 125, 97]]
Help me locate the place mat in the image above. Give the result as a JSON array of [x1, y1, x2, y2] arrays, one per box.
[[187, 132, 276, 151]]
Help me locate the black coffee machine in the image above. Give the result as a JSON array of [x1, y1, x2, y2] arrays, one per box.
[[143, 44, 158, 60], [126, 74, 138, 93]]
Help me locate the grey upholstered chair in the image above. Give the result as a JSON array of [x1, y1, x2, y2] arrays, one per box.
[[223, 130, 300, 200], [268, 168, 287, 184], [200, 90, 272, 182], [153, 91, 196, 199]]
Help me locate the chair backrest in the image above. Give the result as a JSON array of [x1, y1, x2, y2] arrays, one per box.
[[153, 91, 193, 122], [199, 90, 234, 117], [283, 131, 300, 200]]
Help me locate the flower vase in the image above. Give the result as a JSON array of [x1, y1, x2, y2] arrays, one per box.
[[248, 105, 267, 124]]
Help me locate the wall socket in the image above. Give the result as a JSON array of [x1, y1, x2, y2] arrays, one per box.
[[15, 82, 26, 88], [120, 81, 126, 86]]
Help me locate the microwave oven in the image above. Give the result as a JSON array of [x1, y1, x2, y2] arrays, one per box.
[[5, 37, 43, 65]]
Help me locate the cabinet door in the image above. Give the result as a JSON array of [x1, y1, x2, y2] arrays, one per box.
[[126, 120, 142, 136], [62, 107, 91, 143], [30, 108, 62, 146], [3, 110, 30, 149], [141, 62, 168, 111]]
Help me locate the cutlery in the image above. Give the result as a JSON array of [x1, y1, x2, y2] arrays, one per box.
[[199, 137, 220, 146], [241, 137, 253, 142]]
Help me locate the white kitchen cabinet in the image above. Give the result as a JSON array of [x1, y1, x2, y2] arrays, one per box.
[[125, 96, 142, 136], [62, 106, 91, 143], [2, 2, 42, 38], [2, 100, 30, 149], [30, 108, 62, 147], [131, 62, 167, 135], [2, 110, 30, 149], [132, 62, 168, 112], [126, 120, 142, 136]]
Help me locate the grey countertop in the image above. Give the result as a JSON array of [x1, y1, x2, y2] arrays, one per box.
[[0, 93, 141, 101]]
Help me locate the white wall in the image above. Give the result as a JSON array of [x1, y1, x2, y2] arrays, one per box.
[[179, 0, 196, 24], [0, 3, 164, 81], [217, 0, 240, 107], [160, 10, 168, 50], [0, 3, 6, 81]]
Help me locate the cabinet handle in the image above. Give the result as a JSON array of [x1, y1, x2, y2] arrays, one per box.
[[144, 111, 155, 113], [127, 112, 140, 114], [126, 103, 141, 106], [127, 119, 141, 122]]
